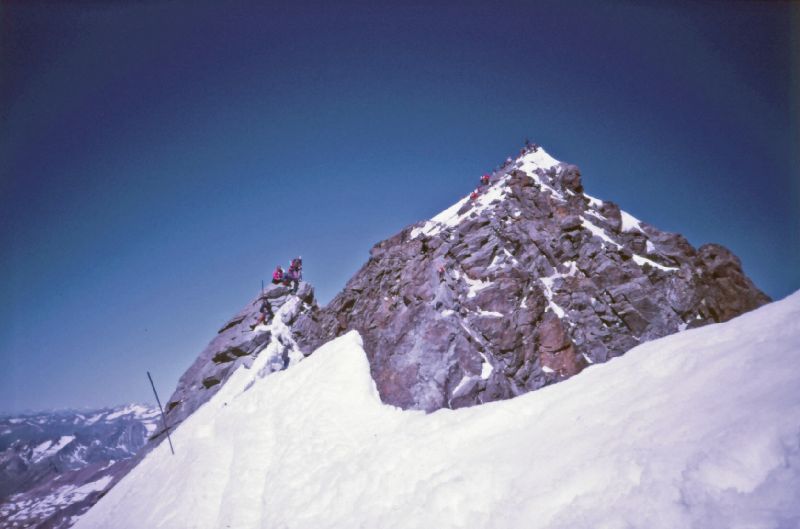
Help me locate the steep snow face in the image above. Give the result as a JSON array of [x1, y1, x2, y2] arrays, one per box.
[[75, 292, 800, 529]]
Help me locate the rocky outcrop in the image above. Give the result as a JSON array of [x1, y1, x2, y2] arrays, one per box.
[[160, 282, 318, 433], [296, 146, 769, 412]]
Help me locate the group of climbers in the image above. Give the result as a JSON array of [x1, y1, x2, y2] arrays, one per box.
[[271, 256, 303, 293], [523, 138, 539, 154], [253, 256, 303, 329], [469, 173, 492, 201], [469, 140, 538, 201]]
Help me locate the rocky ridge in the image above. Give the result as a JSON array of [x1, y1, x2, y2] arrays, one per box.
[[293, 145, 770, 411], [160, 282, 318, 433]]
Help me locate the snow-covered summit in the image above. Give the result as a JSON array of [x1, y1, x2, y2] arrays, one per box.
[[411, 145, 562, 239], [301, 143, 769, 411], [410, 145, 656, 269], [75, 291, 800, 529]]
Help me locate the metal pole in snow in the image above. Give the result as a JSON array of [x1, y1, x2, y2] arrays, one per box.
[[147, 371, 175, 455]]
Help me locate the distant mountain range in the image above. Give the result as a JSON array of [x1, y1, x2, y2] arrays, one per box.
[[0, 404, 158, 529]]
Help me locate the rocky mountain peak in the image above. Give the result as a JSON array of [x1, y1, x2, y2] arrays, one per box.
[[296, 144, 770, 411]]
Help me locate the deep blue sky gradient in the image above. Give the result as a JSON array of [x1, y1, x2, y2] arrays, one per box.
[[1, 1, 798, 412]]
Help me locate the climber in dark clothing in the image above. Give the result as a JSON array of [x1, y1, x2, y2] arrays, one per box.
[[252, 299, 273, 328], [480, 174, 490, 186], [261, 299, 273, 319]]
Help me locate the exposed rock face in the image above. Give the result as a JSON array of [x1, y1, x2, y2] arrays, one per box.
[[296, 146, 769, 411], [161, 282, 318, 432]]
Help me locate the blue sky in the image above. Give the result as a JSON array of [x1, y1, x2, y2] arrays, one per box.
[[1, 1, 798, 413]]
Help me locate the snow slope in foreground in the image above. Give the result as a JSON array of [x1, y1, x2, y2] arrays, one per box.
[[75, 292, 800, 529]]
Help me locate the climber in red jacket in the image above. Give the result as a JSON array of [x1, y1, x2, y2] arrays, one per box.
[[271, 266, 284, 284]]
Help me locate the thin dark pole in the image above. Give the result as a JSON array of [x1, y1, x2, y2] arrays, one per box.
[[147, 371, 175, 455]]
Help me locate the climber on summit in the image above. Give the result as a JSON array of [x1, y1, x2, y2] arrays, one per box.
[[284, 257, 302, 293], [271, 265, 284, 285]]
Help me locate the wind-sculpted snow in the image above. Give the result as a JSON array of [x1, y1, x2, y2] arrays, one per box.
[[75, 291, 800, 529]]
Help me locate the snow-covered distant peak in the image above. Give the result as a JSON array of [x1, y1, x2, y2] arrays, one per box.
[[105, 404, 158, 422], [31, 435, 75, 463]]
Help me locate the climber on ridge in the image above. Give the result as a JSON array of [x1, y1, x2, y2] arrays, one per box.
[[480, 174, 490, 186], [271, 265, 284, 285], [284, 257, 302, 293], [252, 298, 274, 328], [290, 256, 302, 272], [470, 189, 480, 201]]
